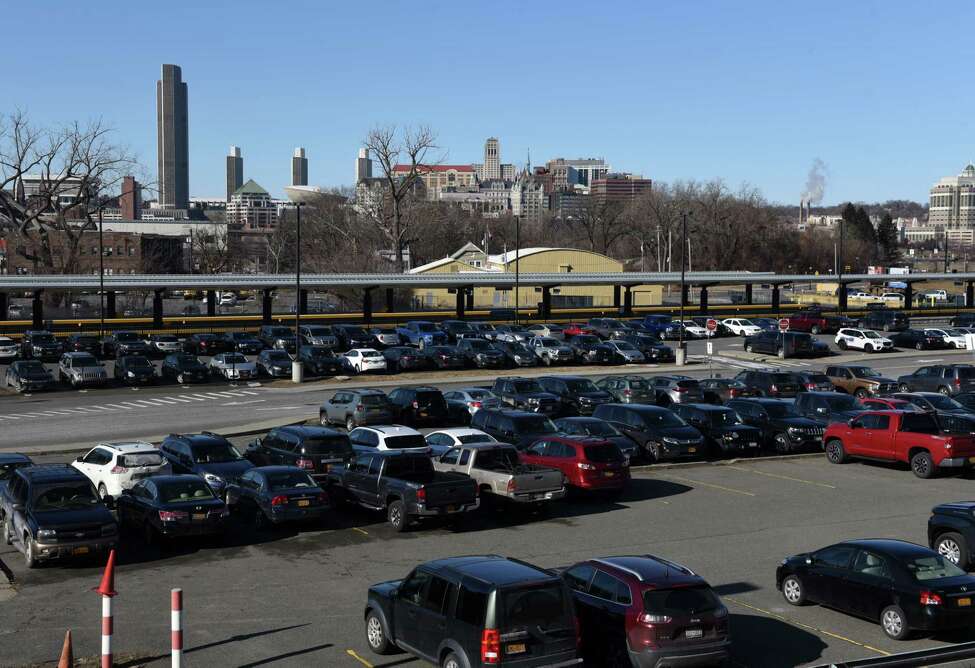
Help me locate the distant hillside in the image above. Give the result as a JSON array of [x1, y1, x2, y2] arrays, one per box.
[[769, 200, 928, 220]]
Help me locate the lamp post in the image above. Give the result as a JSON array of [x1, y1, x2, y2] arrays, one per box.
[[292, 203, 304, 383], [98, 207, 105, 339], [514, 215, 520, 324], [676, 211, 689, 366]]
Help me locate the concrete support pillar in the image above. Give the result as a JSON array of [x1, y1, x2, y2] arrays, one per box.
[[206, 290, 216, 317], [455, 288, 465, 320], [0, 292, 7, 322], [613, 285, 621, 309], [363, 288, 373, 324], [262, 289, 273, 325], [32, 291, 43, 329], [298, 289, 308, 315], [838, 285, 848, 312], [744, 283, 753, 305], [967, 281, 974, 309], [106, 291, 117, 319], [699, 287, 709, 313], [771, 285, 780, 312], [541, 286, 552, 320], [153, 289, 164, 328], [903, 283, 913, 310], [465, 288, 474, 310], [681, 284, 689, 307], [385, 288, 394, 313], [623, 286, 633, 316]]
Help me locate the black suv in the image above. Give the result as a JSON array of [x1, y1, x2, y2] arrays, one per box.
[[160, 432, 254, 497], [364, 555, 580, 667], [793, 391, 864, 426], [591, 404, 704, 462], [114, 355, 157, 385], [102, 331, 150, 358], [223, 331, 264, 354], [258, 325, 297, 352], [298, 345, 344, 376], [1, 465, 117, 567], [859, 309, 909, 332], [387, 386, 450, 426], [492, 377, 560, 415], [161, 353, 209, 384], [726, 398, 824, 453], [332, 324, 377, 350], [673, 403, 763, 456], [456, 338, 506, 368], [734, 370, 803, 398], [65, 334, 102, 356], [21, 330, 62, 361], [537, 376, 613, 416], [244, 425, 353, 481], [182, 333, 228, 356], [470, 408, 560, 450]]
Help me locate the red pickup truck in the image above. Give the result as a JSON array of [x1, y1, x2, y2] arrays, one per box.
[[786, 310, 855, 334], [823, 410, 975, 478]]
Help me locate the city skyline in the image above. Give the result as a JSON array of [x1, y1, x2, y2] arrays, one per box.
[[6, 1, 974, 204]]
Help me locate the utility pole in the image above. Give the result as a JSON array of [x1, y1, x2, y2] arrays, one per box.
[[292, 203, 304, 383], [677, 211, 688, 365], [945, 229, 950, 273], [514, 215, 521, 324], [98, 208, 105, 339]]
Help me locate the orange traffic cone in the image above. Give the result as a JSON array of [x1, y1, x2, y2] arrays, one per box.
[[93, 549, 117, 597], [57, 629, 73, 668]]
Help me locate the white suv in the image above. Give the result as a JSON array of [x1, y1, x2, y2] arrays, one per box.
[[347, 425, 430, 453], [71, 441, 171, 500], [834, 328, 893, 353], [0, 337, 17, 360], [721, 318, 762, 336]]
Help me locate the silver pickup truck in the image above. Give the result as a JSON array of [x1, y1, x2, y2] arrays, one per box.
[[432, 443, 566, 505]]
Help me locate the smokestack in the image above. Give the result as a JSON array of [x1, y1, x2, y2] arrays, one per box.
[[799, 198, 805, 225]]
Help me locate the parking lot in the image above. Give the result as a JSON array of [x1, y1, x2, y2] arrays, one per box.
[[1, 452, 973, 667]]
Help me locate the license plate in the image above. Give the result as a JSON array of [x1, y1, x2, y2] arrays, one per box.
[[969, 457, 975, 464], [506, 643, 526, 655], [419, 412, 428, 417], [192, 513, 206, 521], [297, 500, 310, 507], [749, 442, 758, 447], [688, 447, 697, 453], [959, 597, 971, 607], [604, 471, 616, 478], [72, 546, 89, 556], [686, 628, 703, 639]]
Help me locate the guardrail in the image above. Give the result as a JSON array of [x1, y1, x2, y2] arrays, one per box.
[[814, 641, 975, 667]]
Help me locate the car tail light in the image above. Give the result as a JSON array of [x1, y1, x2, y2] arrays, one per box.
[[507, 478, 517, 493], [805, 383, 816, 390], [770, 384, 779, 394], [158, 510, 188, 521], [578, 462, 596, 470], [729, 388, 740, 398], [356, 404, 364, 411], [955, 378, 962, 386], [675, 386, 687, 393], [481, 628, 500, 664], [296, 458, 314, 470], [416, 486, 426, 503], [412, 400, 419, 409], [110, 465, 128, 474], [638, 612, 673, 624], [921, 591, 942, 606], [271, 495, 288, 506], [470, 401, 482, 409]]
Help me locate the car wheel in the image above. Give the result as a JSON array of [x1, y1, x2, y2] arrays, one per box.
[[24, 534, 38, 568], [320, 411, 329, 426], [781, 575, 806, 605], [881, 605, 910, 640], [777, 348, 786, 359], [911, 451, 935, 478], [825, 439, 846, 464], [854, 388, 868, 399], [811, 325, 821, 335], [254, 508, 269, 531], [939, 386, 952, 396], [2, 517, 11, 545], [346, 416, 356, 432], [176, 373, 185, 384], [98, 483, 110, 504], [773, 433, 792, 454], [837, 340, 848, 350], [442, 652, 462, 668], [542, 354, 552, 366], [387, 500, 407, 532], [915, 342, 924, 351], [898, 383, 911, 392], [745, 344, 754, 353], [365, 610, 394, 655], [935, 532, 970, 569], [647, 442, 661, 462]]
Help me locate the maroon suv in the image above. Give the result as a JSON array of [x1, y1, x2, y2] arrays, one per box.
[[559, 555, 730, 667]]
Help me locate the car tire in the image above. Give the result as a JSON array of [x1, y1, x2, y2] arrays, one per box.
[[176, 373, 185, 385], [320, 411, 330, 426], [854, 388, 868, 399], [2, 517, 11, 545], [98, 483, 110, 504], [935, 532, 970, 569], [837, 340, 848, 350], [542, 354, 552, 366], [898, 383, 911, 392], [915, 342, 925, 351], [442, 652, 462, 668], [647, 442, 661, 462], [939, 386, 952, 396], [911, 451, 935, 479], [254, 508, 269, 531], [773, 433, 792, 454], [777, 348, 786, 359], [365, 610, 394, 655], [387, 500, 408, 532], [825, 439, 846, 464], [23, 534, 38, 568], [346, 416, 356, 432], [745, 344, 754, 353], [881, 605, 910, 640], [781, 575, 807, 605]]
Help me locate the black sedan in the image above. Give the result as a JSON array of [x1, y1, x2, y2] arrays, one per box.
[[161, 353, 209, 384], [382, 346, 430, 373], [4, 360, 55, 392], [114, 355, 157, 385], [258, 349, 293, 378], [225, 466, 328, 528], [890, 329, 949, 351], [424, 345, 466, 370], [298, 345, 344, 376], [777, 539, 975, 639], [116, 475, 228, 545]]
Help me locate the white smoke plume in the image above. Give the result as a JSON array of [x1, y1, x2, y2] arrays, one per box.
[[801, 158, 828, 205]]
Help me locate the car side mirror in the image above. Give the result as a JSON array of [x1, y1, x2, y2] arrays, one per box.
[[75, 456, 83, 462], [805, 557, 813, 565], [816, 407, 828, 415], [120, 489, 132, 496], [849, 420, 860, 428], [253, 438, 263, 448]]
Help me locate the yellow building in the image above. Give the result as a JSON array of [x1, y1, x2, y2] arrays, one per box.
[[408, 244, 662, 310]]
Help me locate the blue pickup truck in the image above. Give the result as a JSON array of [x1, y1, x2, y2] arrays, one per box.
[[395, 321, 447, 348]]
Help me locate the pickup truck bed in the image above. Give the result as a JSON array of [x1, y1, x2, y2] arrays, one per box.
[[433, 444, 566, 505]]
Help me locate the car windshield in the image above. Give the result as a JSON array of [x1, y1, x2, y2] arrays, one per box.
[[301, 437, 353, 457], [72, 354, 99, 367], [267, 351, 291, 361], [644, 586, 721, 615], [515, 416, 558, 434], [501, 584, 572, 632], [467, 340, 493, 350], [157, 480, 215, 503], [926, 395, 965, 411], [362, 350, 383, 358], [803, 374, 831, 384], [175, 355, 204, 368], [823, 395, 861, 411], [738, 319, 755, 326], [574, 335, 599, 345], [509, 343, 532, 354], [119, 452, 164, 467], [709, 410, 741, 426], [578, 420, 621, 437], [476, 324, 496, 332], [383, 435, 427, 449], [473, 447, 520, 470], [764, 403, 800, 418], [863, 331, 882, 339], [458, 433, 495, 444], [539, 338, 559, 346], [513, 380, 544, 393], [506, 325, 528, 333], [268, 327, 292, 337], [189, 442, 242, 463], [466, 389, 495, 401], [223, 354, 247, 364], [303, 347, 333, 359], [640, 410, 686, 428], [265, 471, 317, 491], [33, 483, 99, 510], [584, 444, 624, 463], [851, 367, 880, 378], [564, 379, 599, 393], [615, 341, 638, 351], [305, 327, 330, 335], [416, 323, 437, 332], [114, 332, 139, 342], [906, 555, 967, 582], [154, 335, 177, 343], [124, 357, 153, 369]]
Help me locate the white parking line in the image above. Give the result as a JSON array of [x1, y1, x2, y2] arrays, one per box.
[[188, 394, 212, 401], [165, 396, 191, 403], [103, 404, 133, 410], [147, 397, 179, 405]]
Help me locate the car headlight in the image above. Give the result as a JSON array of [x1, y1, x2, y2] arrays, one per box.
[[787, 427, 800, 435], [36, 529, 56, 539], [513, 355, 523, 362], [528, 397, 540, 404], [203, 473, 225, 486], [662, 436, 679, 444], [476, 353, 485, 360], [126, 371, 135, 378]]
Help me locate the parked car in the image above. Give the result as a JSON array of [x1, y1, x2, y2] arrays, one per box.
[[495, 340, 539, 367], [726, 398, 825, 453], [328, 451, 478, 531], [649, 375, 704, 405], [896, 365, 975, 395], [443, 388, 503, 423], [424, 428, 497, 457], [494, 323, 531, 343], [492, 377, 561, 414], [0, 454, 34, 505], [721, 318, 763, 336], [470, 408, 561, 450], [320, 389, 395, 430], [889, 329, 948, 351], [349, 425, 430, 453], [21, 330, 63, 361], [794, 371, 835, 393], [525, 336, 574, 366], [244, 425, 353, 480], [793, 391, 864, 426], [595, 375, 656, 404], [612, 333, 675, 363], [435, 442, 566, 505], [116, 475, 228, 544], [553, 417, 639, 462], [825, 364, 898, 398], [159, 432, 254, 496], [521, 436, 629, 496], [744, 331, 819, 358], [560, 555, 730, 666], [225, 466, 328, 528], [363, 555, 581, 664], [113, 355, 156, 385], [537, 375, 614, 416], [387, 386, 450, 426], [333, 324, 378, 350], [567, 334, 617, 364], [592, 403, 704, 462], [824, 410, 975, 478], [787, 309, 855, 334], [145, 334, 181, 357], [699, 377, 755, 404], [600, 340, 646, 364], [734, 370, 803, 398], [777, 539, 975, 639], [456, 338, 506, 368], [588, 317, 630, 339], [297, 345, 344, 376], [258, 325, 297, 352], [638, 314, 677, 338], [382, 346, 431, 373], [65, 334, 101, 356], [439, 320, 477, 343], [71, 441, 171, 501], [161, 353, 209, 384], [925, 328, 969, 350], [526, 323, 565, 340], [257, 349, 293, 378], [4, 360, 55, 392], [223, 331, 265, 354], [673, 403, 763, 456], [425, 344, 467, 370], [58, 352, 108, 388], [859, 309, 909, 332], [835, 328, 894, 353], [396, 320, 446, 348], [928, 502, 975, 569], [1, 465, 117, 567], [181, 333, 227, 357], [209, 352, 258, 381], [0, 336, 18, 361], [343, 348, 387, 374], [298, 325, 339, 349]]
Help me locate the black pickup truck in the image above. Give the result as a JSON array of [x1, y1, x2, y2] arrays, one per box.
[[929, 501, 975, 570], [327, 451, 478, 532]]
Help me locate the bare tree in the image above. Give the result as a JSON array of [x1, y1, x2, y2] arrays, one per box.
[[189, 224, 238, 274], [362, 125, 438, 272], [567, 198, 630, 255]]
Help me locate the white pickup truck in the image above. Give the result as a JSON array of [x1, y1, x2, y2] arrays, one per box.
[[432, 443, 566, 506]]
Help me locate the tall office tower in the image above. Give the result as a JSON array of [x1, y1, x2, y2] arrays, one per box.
[[226, 146, 243, 202], [356, 148, 373, 183], [119, 176, 142, 220], [483, 137, 500, 181], [156, 64, 189, 209], [292, 147, 308, 186]]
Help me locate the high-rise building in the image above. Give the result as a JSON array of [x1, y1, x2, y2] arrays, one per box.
[[156, 64, 189, 210], [292, 147, 308, 186], [119, 176, 142, 220], [590, 173, 652, 203], [226, 146, 243, 202], [356, 148, 373, 183], [546, 158, 609, 188], [483, 137, 500, 181], [510, 171, 547, 220], [227, 179, 277, 231], [929, 163, 975, 229]]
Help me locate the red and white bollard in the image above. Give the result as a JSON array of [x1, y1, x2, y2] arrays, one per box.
[[171, 588, 183, 668], [93, 549, 117, 668]]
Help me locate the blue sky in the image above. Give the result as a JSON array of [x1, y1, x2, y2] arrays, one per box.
[[5, 1, 972, 205]]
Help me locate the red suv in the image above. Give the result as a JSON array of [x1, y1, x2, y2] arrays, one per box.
[[520, 435, 629, 495], [558, 555, 730, 667]]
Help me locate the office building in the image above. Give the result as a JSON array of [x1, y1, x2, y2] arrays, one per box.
[[226, 146, 243, 202], [483, 137, 500, 181], [19, 174, 93, 208], [156, 64, 189, 210], [356, 148, 373, 183], [929, 163, 975, 228], [510, 172, 547, 220], [119, 176, 142, 220], [590, 173, 652, 202], [392, 164, 477, 199], [546, 158, 609, 187], [500, 164, 516, 181], [226, 179, 277, 231], [292, 147, 308, 186]]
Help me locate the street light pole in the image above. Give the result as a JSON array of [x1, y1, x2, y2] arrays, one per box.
[[98, 208, 105, 339], [677, 211, 688, 365], [514, 215, 520, 324], [292, 203, 303, 383]]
